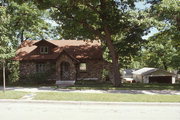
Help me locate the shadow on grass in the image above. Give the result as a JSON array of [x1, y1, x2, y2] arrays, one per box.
[[66, 80, 180, 90]]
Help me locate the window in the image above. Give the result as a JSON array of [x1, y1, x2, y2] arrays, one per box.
[[40, 46, 48, 54], [79, 63, 87, 71], [36, 63, 46, 73]]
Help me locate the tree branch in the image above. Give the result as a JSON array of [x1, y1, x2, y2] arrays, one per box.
[[55, 6, 105, 40]]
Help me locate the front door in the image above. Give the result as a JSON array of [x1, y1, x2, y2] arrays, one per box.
[[60, 62, 70, 80]]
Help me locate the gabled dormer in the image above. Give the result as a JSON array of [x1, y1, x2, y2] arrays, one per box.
[[40, 46, 49, 54], [33, 40, 58, 55]]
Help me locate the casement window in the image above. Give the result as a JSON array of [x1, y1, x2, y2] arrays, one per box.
[[36, 63, 46, 73], [40, 46, 48, 54], [79, 63, 87, 71]]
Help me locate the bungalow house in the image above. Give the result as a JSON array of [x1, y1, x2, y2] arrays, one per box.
[[13, 40, 111, 85], [132, 67, 176, 84]]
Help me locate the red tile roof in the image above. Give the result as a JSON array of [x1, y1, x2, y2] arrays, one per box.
[[14, 40, 103, 61]]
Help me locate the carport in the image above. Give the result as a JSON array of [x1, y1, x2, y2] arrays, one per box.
[[149, 76, 172, 83], [133, 68, 176, 84]]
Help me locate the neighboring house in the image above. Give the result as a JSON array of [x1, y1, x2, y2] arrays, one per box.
[[173, 70, 180, 83], [14, 40, 111, 85], [122, 69, 136, 83], [132, 67, 176, 84]]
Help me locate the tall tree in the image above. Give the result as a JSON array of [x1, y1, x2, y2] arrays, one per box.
[[17, 0, 157, 86], [141, 34, 178, 70], [0, 5, 15, 92], [151, 0, 179, 46], [7, 1, 51, 43], [144, 0, 180, 70]]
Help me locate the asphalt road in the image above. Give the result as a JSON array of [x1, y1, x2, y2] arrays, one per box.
[[0, 102, 180, 120]]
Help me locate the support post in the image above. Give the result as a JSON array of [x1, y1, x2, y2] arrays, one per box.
[[3, 60, 6, 93]]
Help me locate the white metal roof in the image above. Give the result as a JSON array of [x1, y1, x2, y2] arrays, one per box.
[[132, 67, 158, 75]]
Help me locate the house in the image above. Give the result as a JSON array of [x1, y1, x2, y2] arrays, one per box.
[[121, 69, 136, 83], [14, 40, 111, 85], [173, 70, 180, 83], [132, 67, 176, 84]]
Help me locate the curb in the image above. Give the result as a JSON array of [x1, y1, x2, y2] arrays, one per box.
[[0, 99, 180, 106]]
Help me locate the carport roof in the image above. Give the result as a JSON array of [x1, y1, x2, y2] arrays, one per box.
[[132, 68, 158, 75], [132, 67, 175, 76]]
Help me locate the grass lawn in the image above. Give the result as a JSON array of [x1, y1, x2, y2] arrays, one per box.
[[0, 91, 27, 99], [65, 82, 180, 90], [34, 92, 180, 102]]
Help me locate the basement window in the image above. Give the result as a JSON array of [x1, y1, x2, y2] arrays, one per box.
[[40, 46, 48, 54], [79, 63, 87, 71], [36, 63, 46, 73]]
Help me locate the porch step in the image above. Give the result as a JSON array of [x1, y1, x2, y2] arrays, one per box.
[[56, 80, 75, 87]]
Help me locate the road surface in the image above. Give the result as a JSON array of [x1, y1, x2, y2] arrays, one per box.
[[0, 102, 180, 120]]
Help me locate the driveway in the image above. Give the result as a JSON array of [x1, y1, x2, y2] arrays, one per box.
[[0, 86, 180, 95]]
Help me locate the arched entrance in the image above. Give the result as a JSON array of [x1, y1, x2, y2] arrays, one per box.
[[60, 62, 70, 80]]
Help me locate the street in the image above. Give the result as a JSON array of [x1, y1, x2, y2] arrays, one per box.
[[0, 102, 180, 120]]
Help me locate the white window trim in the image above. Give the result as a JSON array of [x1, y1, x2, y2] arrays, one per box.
[[79, 63, 87, 71], [40, 46, 49, 54], [36, 63, 46, 73]]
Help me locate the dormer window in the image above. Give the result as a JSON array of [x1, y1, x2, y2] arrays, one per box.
[[40, 46, 48, 54]]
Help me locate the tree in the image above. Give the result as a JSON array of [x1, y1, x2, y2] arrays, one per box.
[[17, 0, 158, 86], [0, 0, 59, 86], [1, 0, 58, 44], [143, 0, 180, 70], [7, 1, 53, 43], [141, 33, 178, 70], [0, 5, 14, 92], [151, 0, 179, 46]]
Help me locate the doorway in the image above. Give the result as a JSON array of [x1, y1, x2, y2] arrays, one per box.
[[60, 62, 70, 80]]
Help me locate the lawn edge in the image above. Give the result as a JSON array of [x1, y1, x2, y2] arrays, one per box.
[[0, 99, 180, 105]]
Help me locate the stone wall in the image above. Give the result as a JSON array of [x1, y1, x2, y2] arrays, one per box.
[[77, 60, 111, 81], [56, 54, 77, 80], [19, 61, 36, 76], [19, 61, 56, 77], [19, 58, 113, 83]]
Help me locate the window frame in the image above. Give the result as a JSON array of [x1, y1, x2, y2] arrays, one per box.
[[36, 63, 47, 73], [79, 63, 87, 72], [40, 46, 49, 54]]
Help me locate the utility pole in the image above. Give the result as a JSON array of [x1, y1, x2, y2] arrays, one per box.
[[3, 60, 6, 93]]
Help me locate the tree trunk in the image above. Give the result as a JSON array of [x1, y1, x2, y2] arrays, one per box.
[[163, 61, 168, 70], [21, 30, 24, 43], [104, 27, 121, 87]]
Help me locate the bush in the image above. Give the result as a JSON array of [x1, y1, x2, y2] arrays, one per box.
[[7, 61, 19, 84], [19, 70, 55, 85]]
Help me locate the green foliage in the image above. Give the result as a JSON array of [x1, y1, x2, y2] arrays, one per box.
[[128, 0, 180, 70], [7, 61, 19, 84], [0, 6, 15, 59], [152, 0, 180, 45], [143, 33, 179, 70], [19, 70, 55, 85], [138, 0, 180, 70], [0, 0, 59, 85], [7, 1, 54, 41]]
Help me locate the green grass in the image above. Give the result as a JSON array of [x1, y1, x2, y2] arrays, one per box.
[[0, 91, 27, 99], [34, 92, 180, 102], [65, 82, 180, 90]]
